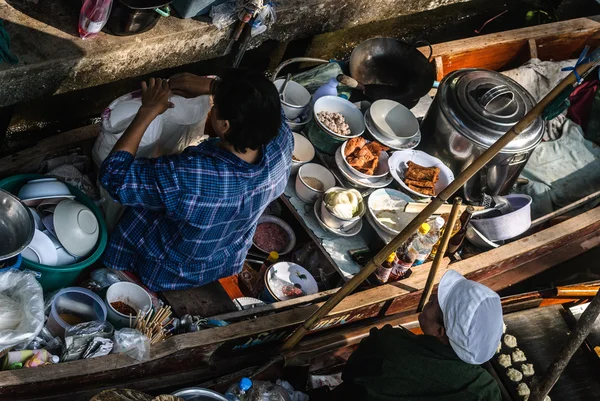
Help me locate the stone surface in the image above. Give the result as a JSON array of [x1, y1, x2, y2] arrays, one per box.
[[0, 0, 472, 107]]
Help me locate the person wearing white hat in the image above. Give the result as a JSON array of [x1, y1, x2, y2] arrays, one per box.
[[313, 270, 503, 401]]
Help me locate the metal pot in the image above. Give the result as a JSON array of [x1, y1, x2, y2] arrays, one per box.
[[105, 0, 171, 36], [420, 69, 544, 203]]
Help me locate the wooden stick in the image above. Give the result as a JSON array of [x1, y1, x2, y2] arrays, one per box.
[[530, 189, 600, 228], [529, 292, 600, 401], [278, 58, 598, 352], [417, 197, 463, 312]]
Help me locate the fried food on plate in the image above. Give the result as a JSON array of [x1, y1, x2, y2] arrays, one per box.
[[407, 184, 435, 196], [405, 161, 440, 182], [404, 178, 435, 189], [345, 138, 388, 176], [344, 137, 366, 157]]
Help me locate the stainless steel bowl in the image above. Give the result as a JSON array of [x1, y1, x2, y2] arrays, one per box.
[[172, 387, 228, 400], [0, 189, 34, 260]]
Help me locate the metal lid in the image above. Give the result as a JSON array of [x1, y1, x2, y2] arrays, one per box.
[[438, 69, 544, 152]]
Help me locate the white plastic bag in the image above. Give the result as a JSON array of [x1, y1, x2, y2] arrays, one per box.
[[0, 270, 44, 350], [113, 328, 150, 361]]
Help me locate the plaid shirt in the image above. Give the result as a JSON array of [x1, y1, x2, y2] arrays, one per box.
[[99, 114, 293, 291]]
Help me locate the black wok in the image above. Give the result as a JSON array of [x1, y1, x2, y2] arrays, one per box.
[[349, 38, 436, 108]]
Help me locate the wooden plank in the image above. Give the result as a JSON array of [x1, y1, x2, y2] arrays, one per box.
[[160, 281, 238, 318], [0, 124, 100, 178], [528, 38, 539, 59]]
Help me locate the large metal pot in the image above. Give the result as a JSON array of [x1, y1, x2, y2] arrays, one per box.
[[421, 69, 544, 203]]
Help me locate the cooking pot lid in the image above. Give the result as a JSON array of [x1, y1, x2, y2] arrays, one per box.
[[438, 69, 544, 152]]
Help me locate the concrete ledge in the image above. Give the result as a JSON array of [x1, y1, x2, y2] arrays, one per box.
[[0, 0, 470, 107]]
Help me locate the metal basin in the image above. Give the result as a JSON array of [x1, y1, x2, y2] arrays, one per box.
[[0, 189, 34, 260]]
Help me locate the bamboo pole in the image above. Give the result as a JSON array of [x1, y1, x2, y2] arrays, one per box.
[[278, 58, 598, 352], [417, 197, 462, 312], [529, 292, 600, 401]]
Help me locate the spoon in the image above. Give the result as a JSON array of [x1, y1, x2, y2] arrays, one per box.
[[279, 73, 292, 102]]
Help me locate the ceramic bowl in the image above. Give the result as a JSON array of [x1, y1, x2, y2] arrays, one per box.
[[287, 108, 313, 132], [295, 163, 336, 204], [43, 229, 78, 266], [0, 189, 34, 261], [367, 188, 417, 236], [21, 229, 58, 266], [106, 282, 152, 328], [320, 187, 365, 231], [18, 178, 74, 206], [291, 132, 315, 175], [274, 79, 311, 120], [388, 150, 454, 199], [263, 262, 318, 301], [369, 100, 419, 139], [53, 200, 99, 257], [340, 139, 390, 180], [313, 96, 365, 140]]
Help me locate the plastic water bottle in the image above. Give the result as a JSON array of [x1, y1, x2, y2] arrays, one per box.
[[225, 377, 253, 401], [79, 0, 113, 39], [311, 78, 339, 105], [392, 223, 431, 277], [413, 217, 445, 265]]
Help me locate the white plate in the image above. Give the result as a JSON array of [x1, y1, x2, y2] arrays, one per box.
[[388, 150, 455, 199], [365, 109, 421, 150], [367, 188, 417, 236], [335, 146, 394, 189], [313, 199, 362, 237], [265, 262, 319, 301]]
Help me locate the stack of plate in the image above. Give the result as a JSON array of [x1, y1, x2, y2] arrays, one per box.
[[364, 100, 421, 150]]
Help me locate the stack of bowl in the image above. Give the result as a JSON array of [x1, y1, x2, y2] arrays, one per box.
[[295, 163, 336, 204], [365, 99, 421, 150], [274, 79, 312, 132], [315, 187, 365, 236], [307, 96, 365, 154], [334, 138, 393, 189]]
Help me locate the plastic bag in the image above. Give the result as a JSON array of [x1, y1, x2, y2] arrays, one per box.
[[62, 321, 114, 362], [210, 0, 237, 29], [113, 328, 150, 361], [0, 270, 44, 350], [276, 380, 308, 401], [248, 381, 292, 401], [82, 337, 114, 359]]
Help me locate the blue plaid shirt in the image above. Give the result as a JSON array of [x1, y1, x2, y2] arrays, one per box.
[[99, 114, 293, 291]]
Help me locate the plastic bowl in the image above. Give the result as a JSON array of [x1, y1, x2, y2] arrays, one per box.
[[274, 79, 311, 120], [54, 200, 100, 258], [291, 132, 315, 175], [313, 96, 365, 140], [106, 282, 152, 328], [470, 194, 532, 241], [369, 99, 419, 139], [0, 188, 34, 261], [340, 139, 390, 180], [46, 287, 107, 338], [17, 178, 74, 206], [295, 163, 337, 204]]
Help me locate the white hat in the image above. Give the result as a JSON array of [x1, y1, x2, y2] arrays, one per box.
[[438, 270, 503, 365]]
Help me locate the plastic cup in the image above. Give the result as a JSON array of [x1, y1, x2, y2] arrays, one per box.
[[46, 287, 107, 338]]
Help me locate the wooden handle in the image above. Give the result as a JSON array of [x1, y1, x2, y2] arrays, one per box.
[[337, 74, 364, 90], [554, 286, 599, 297], [404, 202, 484, 214]]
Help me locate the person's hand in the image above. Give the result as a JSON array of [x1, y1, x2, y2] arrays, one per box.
[[169, 73, 214, 98], [139, 78, 173, 117]]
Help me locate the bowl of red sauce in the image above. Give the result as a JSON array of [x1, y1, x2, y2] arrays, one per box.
[[106, 282, 152, 328], [253, 215, 296, 256]]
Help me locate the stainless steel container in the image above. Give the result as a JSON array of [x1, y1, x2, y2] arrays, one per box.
[[421, 69, 544, 203]]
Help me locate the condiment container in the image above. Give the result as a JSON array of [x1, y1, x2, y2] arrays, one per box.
[[46, 287, 107, 338], [105, 282, 153, 328]]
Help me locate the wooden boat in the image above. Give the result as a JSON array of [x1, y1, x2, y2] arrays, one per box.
[[2, 15, 600, 401]]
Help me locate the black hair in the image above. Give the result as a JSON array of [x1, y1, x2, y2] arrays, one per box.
[[212, 69, 282, 153]]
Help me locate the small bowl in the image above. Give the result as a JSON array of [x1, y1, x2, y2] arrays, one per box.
[[18, 179, 74, 205], [106, 282, 152, 328], [274, 79, 311, 120], [253, 215, 297, 255], [263, 262, 318, 302], [370, 100, 419, 139], [54, 200, 99, 257], [291, 132, 315, 175], [21, 229, 58, 266], [295, 163, 336, 204], [313, 96, 365, 140], [0, 189, 34, 261], [287, 108, 313, 132], [320, 187, 365, 230], [340, 139, 390, 180]]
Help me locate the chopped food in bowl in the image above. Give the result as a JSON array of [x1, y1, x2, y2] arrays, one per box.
[[252, 215, 297, 255], [317, 111, 351, 136], [342, 137, 390, 178]]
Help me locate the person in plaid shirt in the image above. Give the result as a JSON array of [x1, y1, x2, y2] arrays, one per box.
[[99, 69, 292, 291]]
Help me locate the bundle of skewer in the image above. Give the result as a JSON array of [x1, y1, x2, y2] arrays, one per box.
[[130, 305, 173, 345]]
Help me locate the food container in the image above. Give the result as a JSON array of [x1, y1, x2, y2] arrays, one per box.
[[466, 225, 501, 250], [470, 194, 532, 241], [320, 187, 365, 231], [262, 262, 318, 302], [307, 96, 364, 154], [340, 139, 390, 180], [421, 69, 544, 203], [274, 79, 311, 120], [291, 132, 315, 175], [106, 282, 153, 328], [46, 287, 107, 338], [0, 189, 34, 261], [172, 387, 228, 400], [295, 163, 336, 204], [253, 215, 297, 255]]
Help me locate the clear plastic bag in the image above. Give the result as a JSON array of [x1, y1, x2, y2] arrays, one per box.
[[113, 328, 150, 361], [210, 1, 237, 29], [0, 270, 44, 350], [248, 381, 292, 401]]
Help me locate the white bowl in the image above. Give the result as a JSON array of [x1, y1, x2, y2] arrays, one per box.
[[320, 187, 365, 230], [370, 100, 419, 139], [106, 282, 152, 328], [21, 229, 58, 266], [53, 200, 99, 257], [295, 163, 336, 204], [43, 229, 78, 266], [470, 194, 532, 241], [313, 96, 365, 140], [466, 225, 501, 250], [274, 79, 311, 120], [291, 132, 315, 175], [287, 109, 313, 132], [388, 150, 455, 198], [18, 179, 74, 204], [340, 139, 390, 180], [313, 199, 362, 237], [367, 188, 417, 235], [264, 262, 318, 301]]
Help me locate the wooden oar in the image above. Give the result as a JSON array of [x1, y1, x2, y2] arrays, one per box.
[[251, 52, 600, 377]]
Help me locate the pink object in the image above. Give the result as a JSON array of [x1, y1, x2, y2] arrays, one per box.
[[79, 0, 113, 39]]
